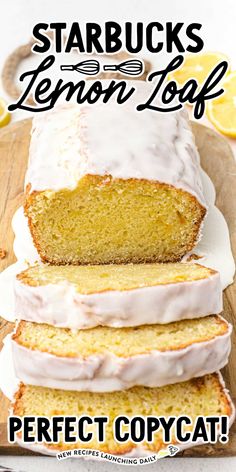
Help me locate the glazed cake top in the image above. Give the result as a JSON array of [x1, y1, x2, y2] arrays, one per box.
[[26, 81, 206, 207]]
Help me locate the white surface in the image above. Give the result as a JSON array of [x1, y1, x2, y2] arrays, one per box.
[[0, 457, 236, 472], [0, 0, 236, 469]]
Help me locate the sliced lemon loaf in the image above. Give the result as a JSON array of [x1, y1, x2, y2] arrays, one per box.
[[15, 263, 222, 328], [13, 374, 234, 456], [24, 82, 206, 265], [11, 316, 231, 391]]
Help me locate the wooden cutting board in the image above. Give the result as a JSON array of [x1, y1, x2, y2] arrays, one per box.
[[0, 119, 236, 456]]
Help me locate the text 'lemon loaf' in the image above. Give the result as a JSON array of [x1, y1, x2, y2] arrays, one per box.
[[24, 82, 206, 265], [11, 316, 231, 391], [15, 263, 222, 328], [13, 374, 234, 456]]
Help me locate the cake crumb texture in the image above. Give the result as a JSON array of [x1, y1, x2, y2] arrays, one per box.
[[25, 178, 205, 265], [13, 315, 228, 358], [17, 261, 216, 293]]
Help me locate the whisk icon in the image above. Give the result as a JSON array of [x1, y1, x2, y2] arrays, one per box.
[[103, 59, 143, 76], [60, 59, 100, 75], [60, 59, 143, 77]]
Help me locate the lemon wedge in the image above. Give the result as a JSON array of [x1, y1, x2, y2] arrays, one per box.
[[207, 71, 236, 137], [169, 52, 230, 87], [0, 98, 11, 128]]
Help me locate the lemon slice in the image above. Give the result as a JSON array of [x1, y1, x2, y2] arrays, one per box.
[[207, 71, 236, 137], [169, 52, 230, 86], [0, 98, 11, 128]]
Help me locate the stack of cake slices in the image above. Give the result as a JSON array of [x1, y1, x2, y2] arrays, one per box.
[[3, 81, 235, 455]]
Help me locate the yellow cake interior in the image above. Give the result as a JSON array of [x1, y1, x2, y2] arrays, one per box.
[[25, 175, 205, 265], [17, 262, 215, 294], [13, 316, 228, 358], [14, 374, 231, 454]]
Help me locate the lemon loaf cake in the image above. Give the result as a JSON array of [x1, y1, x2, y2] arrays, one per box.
[[11, 316, 231, 391], [14, 263, 222, 328], [24, 82, 206, 265], [13, 374, 234, 456]]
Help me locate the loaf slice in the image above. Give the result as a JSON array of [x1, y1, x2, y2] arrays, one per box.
[[13, 374, 234, 456], [15, 262, 222, 327], [24, 89, 206, 265], [11, 316, 231, 391]]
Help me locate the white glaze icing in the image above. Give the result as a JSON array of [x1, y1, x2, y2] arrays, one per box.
[[189, 206, 235, 288], [3, 317, 231, 392], [0, 261, 28, 321], [0, 334, 19, 401], [11, 373, 235, 458], [14, 270, 222, 329], [26, 81, 206, 209]]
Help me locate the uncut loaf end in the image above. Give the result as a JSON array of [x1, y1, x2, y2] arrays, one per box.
[[24, 82, 206, 265]]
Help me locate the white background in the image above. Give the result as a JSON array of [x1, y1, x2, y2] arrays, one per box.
[[0, 0, 236, 471]]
